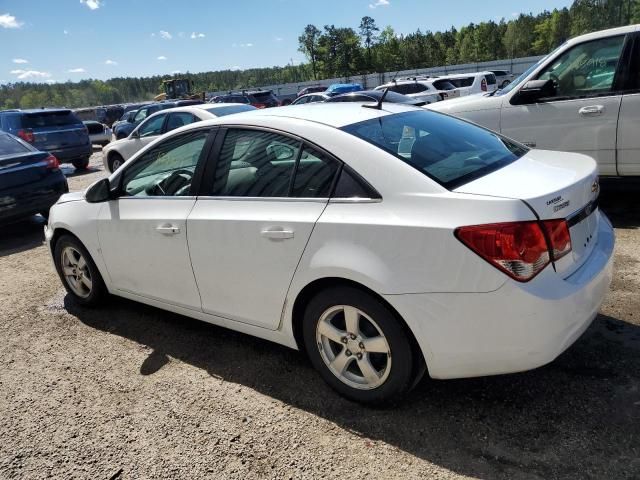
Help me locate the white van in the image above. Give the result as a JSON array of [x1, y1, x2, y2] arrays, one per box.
[[428, 25, 640, 176]]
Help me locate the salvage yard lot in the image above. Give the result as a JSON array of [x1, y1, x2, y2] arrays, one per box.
[[1, 152, 639, 480]]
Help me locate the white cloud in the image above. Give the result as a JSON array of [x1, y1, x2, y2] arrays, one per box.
[[369, 0, 389, 8], [80, 0, 102, 10], [229, 66, 241, 71], [105, 59, 117, 65], [157, 55, 167, 60], [12, 58, 28, 64], [159, 30, 172, 40], [233, 42, 253, 48], [150, 32, 156, 37], [190, 32, 205, 39], [68, 68, 86, 73], [274, 36, 283, 42], [45, 79, 57, 84], [171, 70, 181, 74], [63, 29, 69, 35], [10, 69, 51, 80], [0, 13, 23, 28]]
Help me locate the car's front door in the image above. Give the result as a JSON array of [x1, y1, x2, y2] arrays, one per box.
[[120, 113, 167, 160], [502, 34, 628, 176], [187, 128, 341, 329], [97, 128, 213, 309]]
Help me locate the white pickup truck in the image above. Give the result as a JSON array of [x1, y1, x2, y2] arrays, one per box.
[[428, 24, 640, 176]]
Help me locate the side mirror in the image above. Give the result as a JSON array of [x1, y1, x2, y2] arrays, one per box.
[[85, 178, 112, 203], [511, 78, 556, 105]]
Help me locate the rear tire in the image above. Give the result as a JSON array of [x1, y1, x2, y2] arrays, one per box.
[[72, 158, 90, 170], [54, 234, 107, 307], [302, 286, 415, 405], [108, 152, 124, 173]]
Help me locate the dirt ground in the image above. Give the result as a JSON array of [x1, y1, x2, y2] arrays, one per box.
[[1, 151, 639, 480]]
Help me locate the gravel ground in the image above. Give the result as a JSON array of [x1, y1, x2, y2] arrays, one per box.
[[1, 151, 639, 480]]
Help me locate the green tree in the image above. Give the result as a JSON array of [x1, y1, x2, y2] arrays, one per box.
[[359, 16, 380, 72], [298, 25, 322, 80]]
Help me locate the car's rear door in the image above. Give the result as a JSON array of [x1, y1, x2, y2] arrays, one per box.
[[97, 128, 215, 309], [501, 33, 629, 176], [187, 127, 341, 330]]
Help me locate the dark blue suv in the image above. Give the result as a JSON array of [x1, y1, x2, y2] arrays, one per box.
[[0, 109, 92, 170]]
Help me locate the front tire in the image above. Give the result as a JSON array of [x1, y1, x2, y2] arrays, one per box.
[[54, 235, 107, 307], [302, 286, 415, 405], [108, 152, 124, 173]]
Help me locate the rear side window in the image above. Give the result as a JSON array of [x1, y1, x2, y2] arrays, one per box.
[[22, 111, 81, 128], [432, 80, 456, 90], [0, 134, 30, 155], [448, 77, 474, 87], [342, 110, 528, 190], [486, 74, 497, 85], [292, 146, 340, 197]]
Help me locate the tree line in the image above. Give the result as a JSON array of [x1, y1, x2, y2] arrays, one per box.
[[1, 0, 638, 110]]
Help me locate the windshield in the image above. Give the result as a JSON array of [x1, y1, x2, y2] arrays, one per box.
[[341, 110, 528, 190]]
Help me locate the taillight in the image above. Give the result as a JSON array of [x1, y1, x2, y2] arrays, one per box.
[[542, 219, 571, 261], [44, 153, 60, 170], [455, 219, 572, 282], [252, 103, 267, 109], [481, 78, 487, 91], [17, 128, 34, 143]]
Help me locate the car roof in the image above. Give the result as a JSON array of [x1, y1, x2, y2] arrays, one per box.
[[195, 102, 422, 129], [2, 108, 72, 114], [568, 24, 639, 45]]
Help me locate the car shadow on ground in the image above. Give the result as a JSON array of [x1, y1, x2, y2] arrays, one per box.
[[66, 294, 640, 480], [599, 178, 640, 229], [0, 215, 46, 257]]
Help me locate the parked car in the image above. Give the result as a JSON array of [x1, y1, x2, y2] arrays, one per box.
[[297, 86, 327, 97], [0, 131, 68, 222], [46, 103, 613, 405], [0, 108, 92, 170], [436, 71, 498, 96], [290, 93, 330, 105], [113, 100, 205, 140], [83, 121, 111, 147], [428, 24, 640, 177], [490, 70, 516, 88], [103, 103, 256, 172], [325, 90, 427, 106], [374, 77, 453, 104], [325, 83, 364, 96], [211, 90, 280, 108]]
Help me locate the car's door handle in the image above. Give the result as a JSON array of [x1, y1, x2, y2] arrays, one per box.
[[156, 224, 181, 235], [579, 105, 604, 116], [261, 227, 294, 240]]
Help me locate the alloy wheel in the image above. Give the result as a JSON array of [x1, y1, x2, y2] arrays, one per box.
[[316, 305, 391, 390], [61, 246, 93, 298]]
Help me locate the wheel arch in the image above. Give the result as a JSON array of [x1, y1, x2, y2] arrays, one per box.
[[289, 277, 428, 380]]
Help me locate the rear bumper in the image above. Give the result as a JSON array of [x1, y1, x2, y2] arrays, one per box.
[[48, 144, 92, 163], [0, 172, 68, 222], [384, 213, 615, 379]]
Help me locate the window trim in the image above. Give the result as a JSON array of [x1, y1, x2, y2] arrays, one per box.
[[114, 126, 218, 199], [513, 33, 630, 105]]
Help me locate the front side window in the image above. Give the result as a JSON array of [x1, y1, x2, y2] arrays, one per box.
[[137, 114, 165, 138], [536, 35, 625, 99], [342, 110, 527, 190], [121, 130, 209, 197]]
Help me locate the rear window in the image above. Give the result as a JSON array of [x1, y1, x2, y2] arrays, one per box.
[[249, 91, 276, 101], [486, 74, 497, 85], [202, 104, 257, 116], [0, 133, 30, 155], [22, 111, 82, 128], [341, 110, 528, 190], [448, 77, 474, 87]]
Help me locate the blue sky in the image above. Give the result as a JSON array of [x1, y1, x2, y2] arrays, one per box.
[[0, 0, 572, 84]]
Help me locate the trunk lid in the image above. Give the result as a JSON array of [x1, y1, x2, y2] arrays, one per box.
[[455, 149, 600, 277]]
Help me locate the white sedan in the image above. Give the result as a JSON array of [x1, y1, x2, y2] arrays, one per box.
[[102, 103, 256, 173], [45, 103, 614, 404]]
